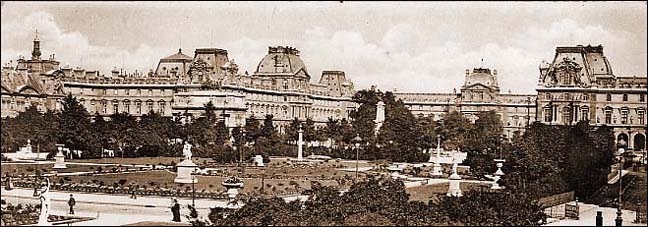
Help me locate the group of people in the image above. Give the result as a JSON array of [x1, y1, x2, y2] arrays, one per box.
[[67, 194, 183, 222]]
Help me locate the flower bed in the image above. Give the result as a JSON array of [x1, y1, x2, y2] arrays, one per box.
[[8, 179, 228, 199], [0, 201, 86, 226]]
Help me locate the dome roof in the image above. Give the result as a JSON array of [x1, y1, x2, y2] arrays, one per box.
[[463, 68, 499, 88], [161, 49, 192, 62], [254, 46, 309, 79]]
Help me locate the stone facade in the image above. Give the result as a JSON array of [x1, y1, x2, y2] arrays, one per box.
[[1, 36, 356, 133], [395, 68, 537, 138], [537, 45, 647, 151], [1, 36, 645, 151]]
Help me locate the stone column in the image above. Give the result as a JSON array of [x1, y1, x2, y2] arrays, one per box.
[[297, 125, 304, 161], [374, 101, 385, 135], [430, 135, 443, 177]]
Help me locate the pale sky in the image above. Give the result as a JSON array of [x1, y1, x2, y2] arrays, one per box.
[[1, 1, 646, 93]]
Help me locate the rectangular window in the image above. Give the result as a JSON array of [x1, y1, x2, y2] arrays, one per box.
[[126, 89, 130, 95], [114, 89, 118, 95], [621, 110, 628, 124], [582, 109, 589, 122], [623, 94, 628, 102], [124, 102, 130, 113], [102, 101, 107, 114], [641, 94, 645, 102], [148, 102, 154, 113], [149, 89, 153, 96], [639, 111, 645, 125], [562, 107, 571, 124], [113, 103, 119, 114], [136, 102, 142, 114], [158, 102, 165, 114], [606, 94, 612, 101], [605, 111, 612, 124]]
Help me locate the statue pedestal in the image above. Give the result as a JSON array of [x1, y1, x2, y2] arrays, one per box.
[[174, 160, 198, 184], [431, 163, 443, 177], [37, 213, 50, 226], [53, 152, 67, 169], [253, 155, 265, 167], [448, 171, 461, 180], [446, 179, 463, 197]]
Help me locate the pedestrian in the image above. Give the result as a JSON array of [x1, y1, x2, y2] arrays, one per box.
[[171, 198, 181, 222], [131, 190, 137, 199], [68, 194, 76, 215]]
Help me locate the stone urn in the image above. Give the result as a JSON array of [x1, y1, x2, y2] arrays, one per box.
[[493, 159, 506, 176], [222, 177, 244, 201]]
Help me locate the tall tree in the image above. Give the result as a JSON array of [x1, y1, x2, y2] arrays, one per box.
[[438, 111, 472, 151], [245, 115, 261, 143], [57, 94, 91, 151], [350, 89, 382, 141]]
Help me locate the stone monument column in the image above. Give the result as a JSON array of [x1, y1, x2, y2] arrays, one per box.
[[297, 125, 304, 161], [374, 101, 385, 135], [430, 135, 443, 177]]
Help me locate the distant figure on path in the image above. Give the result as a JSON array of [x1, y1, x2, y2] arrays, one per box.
[[171, 198, 181, 222], [68, 194, 76, 214]]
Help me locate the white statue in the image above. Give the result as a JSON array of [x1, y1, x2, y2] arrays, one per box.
[[24, 139, 33, 153], [182, 143, 193, 161], [37, 178, 51, 225]]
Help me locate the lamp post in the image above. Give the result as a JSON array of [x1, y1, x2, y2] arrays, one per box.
[[352, 135, 362, 179], [191, 167, 196, 207], [526, 97, 531, 127], [241, 129, 246, 176], [616, 139, 627, 227]]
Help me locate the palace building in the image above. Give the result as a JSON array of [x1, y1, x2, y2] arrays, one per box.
[[536, 45, 647, 151], [1, 35, 356, 134], [395, 67, 537, 139], [1, 34, 646, 150]]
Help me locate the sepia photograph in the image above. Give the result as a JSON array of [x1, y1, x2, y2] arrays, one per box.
[[1, 1, 646, 226]]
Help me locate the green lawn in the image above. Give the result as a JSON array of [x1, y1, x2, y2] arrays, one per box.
[[62, 170, 341, 196], [406, 182, 490, 203], [1, 164, 99, 176]]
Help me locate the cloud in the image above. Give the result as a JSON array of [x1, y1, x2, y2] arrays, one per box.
[[1, 12, 644, 95], [1, 11, 168, 75]]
